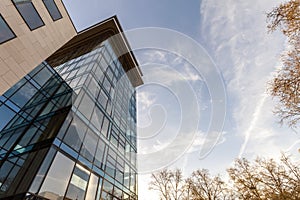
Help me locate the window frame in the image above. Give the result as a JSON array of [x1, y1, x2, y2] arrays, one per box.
[[42, 0, 63, 21], [12, 0, 45, 31], [0, 14, 16, 44]]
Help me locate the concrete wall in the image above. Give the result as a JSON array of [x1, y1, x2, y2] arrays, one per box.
[[0, 0, 76, 95]]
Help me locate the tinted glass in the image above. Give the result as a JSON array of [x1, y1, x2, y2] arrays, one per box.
[[78, 93, 94, 120], [0, 15, 15, 43], [0, 105, 15, 131], [85, 173, 99, 200], [43, 0, 62, 21], [63, 116, 87, 151], [10, 81, 38, 108], [13, 0, 44, 30], [65, 164, 89, 200], [80, 129, 98, 161], [39, 152, 74, 198]]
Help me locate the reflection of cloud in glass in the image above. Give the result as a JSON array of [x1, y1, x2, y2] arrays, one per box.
[[39, 152, 75, 198]]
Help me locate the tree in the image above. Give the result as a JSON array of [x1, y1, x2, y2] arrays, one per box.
[[267, 0, 300, 127], [149, 169, 185, 200], [267, 0, 300, 42], [188, 169, 226, 200], [227, 158, 264, 199], [149, 155, 300, 199], [149, 169, 172, 200], [169, 169, 185, 200], [227, 154, 300, 200]]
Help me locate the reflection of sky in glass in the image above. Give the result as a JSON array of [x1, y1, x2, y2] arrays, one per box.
[[0, 105, 15, 131], [39, 152, 74, 198], [33, 66, 52, 87], [10, 81, 37, 108]]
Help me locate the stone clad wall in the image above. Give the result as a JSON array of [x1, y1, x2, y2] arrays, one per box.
[[0, 0, 76, 95]]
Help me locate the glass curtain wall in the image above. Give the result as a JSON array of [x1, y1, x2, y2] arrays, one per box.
[[0, 62, 73, 199], [34, 40, 137, 200]]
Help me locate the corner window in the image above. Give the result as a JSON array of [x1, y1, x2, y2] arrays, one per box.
[[42, 0, 62, 21], [12, 0, 44, 30], [0, 15, 16, 44]]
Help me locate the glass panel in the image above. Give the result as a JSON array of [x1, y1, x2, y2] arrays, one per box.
[[42, 0, 62, 21], [0, 161, 14, 192], [33, 67, 52, 87], [10, 81, 38, 108], [13, 0, 44, 30], [95, 177, 103, 200], [78, 93, 94, 120], [91, 106, 103, 130], [80, 129, 98, 161], [102, 179, 114, 194], [114, 186, 123, 199], [65, 164, 89, 200], [101, 116, 109, 136], [63, 116, 87, 151], [98, 91, 108, 109], [94, 138, 106, 168], [85, 173, 98, 200], [0, 15, 15, 43], [29, 148, 56, 193], [0, 105, 16, 131], [88, 77, 99, 99], [39, 152, 75, 199]]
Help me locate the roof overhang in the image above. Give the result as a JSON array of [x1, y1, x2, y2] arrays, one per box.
[[46, 16, 143, 87]]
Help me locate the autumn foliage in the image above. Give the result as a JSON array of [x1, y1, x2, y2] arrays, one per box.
[[267, 0, 300, 127], [149, 154, 300, 200]]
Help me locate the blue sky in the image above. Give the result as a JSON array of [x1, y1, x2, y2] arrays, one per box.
[[63, 0, 300, 199]]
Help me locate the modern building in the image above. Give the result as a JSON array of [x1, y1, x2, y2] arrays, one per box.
[[0, 0, 143, 199]]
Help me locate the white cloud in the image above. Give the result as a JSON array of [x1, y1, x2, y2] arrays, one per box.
[[135, 49, 203, 85], [137, 90, 156, 111], [187, 131, 227, 154], [199, 0, 300, 161]]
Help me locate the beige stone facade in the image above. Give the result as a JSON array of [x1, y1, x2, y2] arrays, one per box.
[[0, 0, 76, 95]]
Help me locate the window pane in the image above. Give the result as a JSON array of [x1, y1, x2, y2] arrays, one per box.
[[29, 148, 56, 193], [91, 106, 103, 130], [10, 81, 38, 108], [0, 105, 16, 131], [33, 67, 52, 87], [78, 93, 94, 120], [85, 173, 99, 200], [102, 179, 113, 194], [0, 15, 15, 43], [39, 152, 75, 198], [63, 116, 87, 151], [13, 0, 44, 30], [42, 0, 62, 21], [94, 138, 106, 168], [65, 164, 89, 200], [80, 129, 98, 161]]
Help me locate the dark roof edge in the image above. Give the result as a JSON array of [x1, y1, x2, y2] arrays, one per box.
[[78, 16, 143, 77], [46, 15, 143, 87]]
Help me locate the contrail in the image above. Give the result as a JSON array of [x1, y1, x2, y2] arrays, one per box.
[[238, 94, 267, 158]]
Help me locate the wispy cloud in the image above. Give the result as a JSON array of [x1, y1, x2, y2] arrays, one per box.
[[200, 0, 300, 160], [135, 49, 203, 85], [238, 94, 267, 158]]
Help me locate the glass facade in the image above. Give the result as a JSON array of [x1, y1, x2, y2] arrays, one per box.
[[0, 62, 73, 198], [0, 38, 138, 200]]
